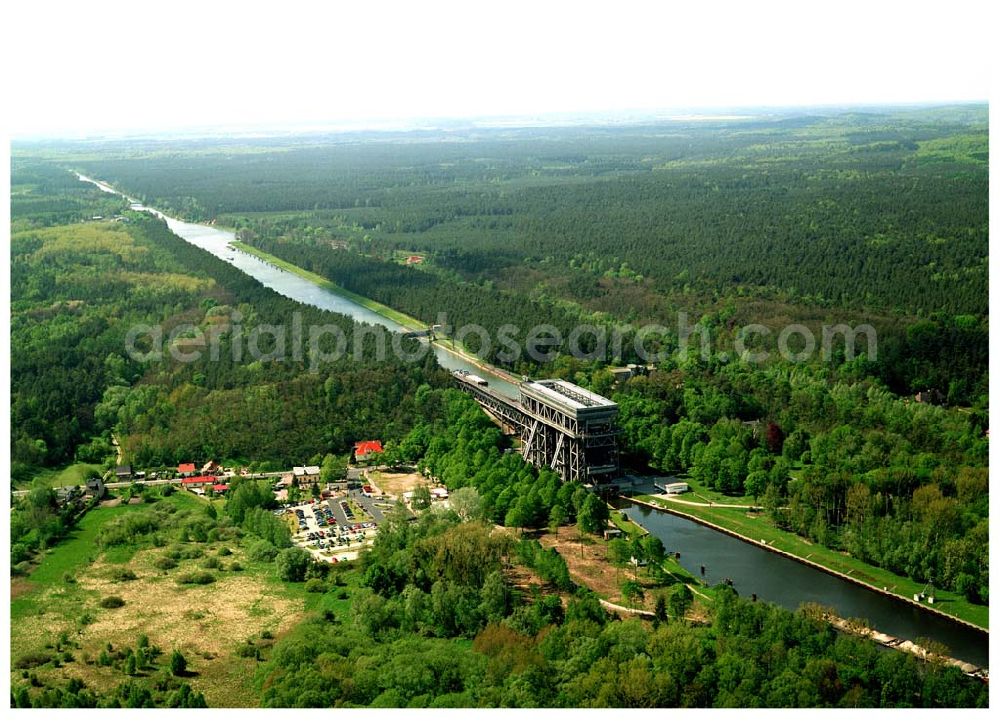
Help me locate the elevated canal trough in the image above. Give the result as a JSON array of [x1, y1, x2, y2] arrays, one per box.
[[453, 370, 620, 483]]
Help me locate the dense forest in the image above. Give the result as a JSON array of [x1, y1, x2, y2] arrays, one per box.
[[10, 164, 444, 480], [59, 106, 988, 401], [603, 360, 988, 604], [255, 511, 986, 708], [70, 107, 987, 317]]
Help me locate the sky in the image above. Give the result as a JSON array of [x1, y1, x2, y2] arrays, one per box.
[[4, 0, 993, 138]]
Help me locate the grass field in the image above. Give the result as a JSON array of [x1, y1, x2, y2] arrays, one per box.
[[10, 491, 359, 707], [18, 463, 104, 491], [609, 509, 646, 537], [631, 494, 989, 630], [671, 476, 757, 507]]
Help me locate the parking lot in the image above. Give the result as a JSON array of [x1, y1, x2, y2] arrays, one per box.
[[286, 495, 380, 563]]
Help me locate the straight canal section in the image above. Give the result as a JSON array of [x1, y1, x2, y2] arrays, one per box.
[[617, 499, 988, 671], [77, 174, 520, 398]]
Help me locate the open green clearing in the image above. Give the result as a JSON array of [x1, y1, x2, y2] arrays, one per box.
[[19, 463, 104, 491], [10, 491, 356, 707]]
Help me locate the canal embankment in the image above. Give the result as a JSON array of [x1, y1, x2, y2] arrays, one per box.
[[624, 494, 988, 634], [619, 499, 988, 678]]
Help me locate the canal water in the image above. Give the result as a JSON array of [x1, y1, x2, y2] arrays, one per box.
[[620, 501, 989, 668], [78, 174, 520, 398]]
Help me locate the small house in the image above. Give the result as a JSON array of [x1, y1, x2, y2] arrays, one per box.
[[85, 477, 106, 498], [353, 440, 383, 463], [181, 475, 217, 489], [178, 463, 196, 477], [201, 460, 219, 475], [292, 466, 320, 486], [661, 482, 689, 495], [115, 465, 132, 481]]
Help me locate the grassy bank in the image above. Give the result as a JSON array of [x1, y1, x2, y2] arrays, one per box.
[[630, 494, 989, 630], [231, 242, 425, 331], [17, 462, 104, 491], [232, 241, 522, 386]]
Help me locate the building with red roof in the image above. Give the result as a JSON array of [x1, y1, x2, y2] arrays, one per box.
[[181, 475, 217, 487], [353, 440, 383, 463], [178, 463, 196, 476], [212, 484, 229, 493]]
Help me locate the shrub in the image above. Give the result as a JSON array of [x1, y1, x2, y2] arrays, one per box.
[[99, 596, 126, 609], [109, 567, 138, 582], [154, 556, 178, 570], [245, 539, 278, 562], [62, 572, 77, 584], [201, 556, 221, 570], [15, 651, 53, 669], [235, 642, 260, 659], [218, 547, 232, 557], [178, 546, 204, 560], [11, 543, 31, 565], [304, 578, 329, 593], [170, 650, 187, 676], [176, 571, 215, 585], [229, 562, 244, 572]]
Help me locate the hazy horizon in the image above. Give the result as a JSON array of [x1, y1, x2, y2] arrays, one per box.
[[10, 99, 989, 143], [6, 0, 991, 141]]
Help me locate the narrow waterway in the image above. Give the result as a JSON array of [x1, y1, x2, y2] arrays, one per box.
[[620, 501, 989, 668], [78, 174, 520, 397]]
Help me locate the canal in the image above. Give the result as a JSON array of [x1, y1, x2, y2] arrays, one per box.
[[619, 501, 989, 668], [78, 174, 520, 397]]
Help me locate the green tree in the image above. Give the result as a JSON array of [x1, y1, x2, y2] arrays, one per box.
[[620, 580, 645, 608], [654, 594, 669, 622], [745, 470, 768, 502], [412, 485, 432, 511], [577, 493, 608, 534], [548, 503, 567, 533], [450, 486, 483, 522], [320, 453, 347, 483], [668, 583, 694, 620], [170, 650, 187, 676], [275, 547, 312, 582]]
